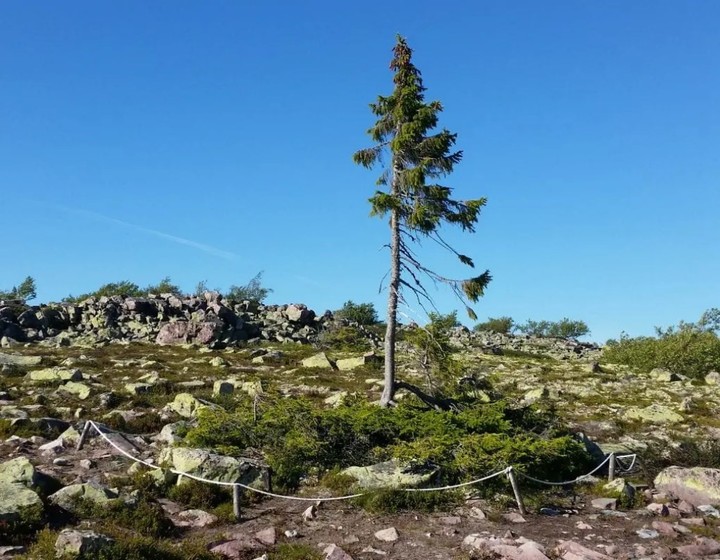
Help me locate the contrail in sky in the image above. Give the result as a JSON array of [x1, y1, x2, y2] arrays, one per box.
[[55, 205, 238, 261]]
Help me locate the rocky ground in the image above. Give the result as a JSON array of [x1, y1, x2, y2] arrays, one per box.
[[2, 297, 720, 559]]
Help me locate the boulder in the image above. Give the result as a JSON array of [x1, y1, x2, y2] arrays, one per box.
[[336, 353, 379, 371], [0, 457, 54, 492], [28, 367, 82, 384], [58, 381, 92, 400], [285, 304, 315, 326], [54, 529, 114, 558], [158, 447, 266, 487], [302, 352, 335, 369], [163, 393, 211, 418], [0, 483, 43, 525], [655, 467, 720, 507], [156, 320, 223, 346], [49, 482, 118, 512], [341, 460, 437, 490], [0, 353, 42, 367], [623, 404, 683, 424], [650, 368, 681, 382], [705, 371, 720, 385]]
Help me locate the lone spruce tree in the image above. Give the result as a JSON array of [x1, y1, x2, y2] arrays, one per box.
[[354, 36, 491, 407]]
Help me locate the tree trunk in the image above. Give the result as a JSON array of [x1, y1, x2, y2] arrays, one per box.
[[381, 206, 401, 407]]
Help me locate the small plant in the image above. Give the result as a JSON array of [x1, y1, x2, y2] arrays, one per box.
[[167, 480, 232, 510], [268, 544, 324, 560]]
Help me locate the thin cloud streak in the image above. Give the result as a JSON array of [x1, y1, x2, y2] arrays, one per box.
[[55, 205, 238, 260]]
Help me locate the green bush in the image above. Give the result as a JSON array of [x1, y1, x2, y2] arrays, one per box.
[[186, 394, 592, 494], [604, 330, 720, 379], [352, 488, 463, 513], [333, 300, 379, 325], [167, 479, 232, 510], [473, 316, 514, 334], [73, 495, 175, 538]]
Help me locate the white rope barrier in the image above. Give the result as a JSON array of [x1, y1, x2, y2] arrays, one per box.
[[615, 453, 637, 472], [514, 454, 612, 486], [78, 420, 638, 515]]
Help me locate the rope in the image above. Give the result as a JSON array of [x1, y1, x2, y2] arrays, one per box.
[[615, 453, 637, 472], [515, 454, 611, 486], [402, 468, 511, 492]]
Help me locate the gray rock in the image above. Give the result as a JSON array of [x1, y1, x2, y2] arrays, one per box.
[[0, 482, 43, 525], [0, 353, 42, 367], [54, 529, 114, 558], [159, 447, 266, 487], [49, 482, 118, 512], [341, 460, 437, 490], [302, 352, 335, 369], [374, 527, 399, 542], [655, 467, 720, 507]]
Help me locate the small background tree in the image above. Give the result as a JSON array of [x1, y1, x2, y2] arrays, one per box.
[[353, 35, 490, 406], [333, 301, 379, 325], [226, 272, 272, 304], [0, 276, 37, 302], [473, 316, 514, 334]]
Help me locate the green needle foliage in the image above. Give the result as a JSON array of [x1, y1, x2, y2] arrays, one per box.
[[353, 35, 490, 406]]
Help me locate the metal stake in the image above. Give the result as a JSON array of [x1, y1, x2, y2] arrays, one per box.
[[76, 421, 91, 451], [608, 452, 616, 482], [506, 467, 526, 515], [233, 484, 242, 519]]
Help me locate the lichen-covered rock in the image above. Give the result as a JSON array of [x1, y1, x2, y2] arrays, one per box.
[[623, 404, 683, 424], [49, 482, 118, 512], [341, 460, 438, 490], [54, 529, 114, 558], [655, 466, 720, 507], [301, 352, 335, 369], [0, 483, 43, 525], [0, 353, 42, 367], [158, 447, 266, 487], [163, 392, 211, 418], [27, 367, 82, 383], [58, 381, 92, 400]]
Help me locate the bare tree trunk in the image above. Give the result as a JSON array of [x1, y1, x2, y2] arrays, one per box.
[[381, 206, 401, 407]]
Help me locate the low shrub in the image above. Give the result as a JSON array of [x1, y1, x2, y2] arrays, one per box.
[[604, 330, 720, 379], [73, 495, 175, 538], [186, 394, 592, 494], [167, 479, 232, 510], [352, 488, 464, 513]]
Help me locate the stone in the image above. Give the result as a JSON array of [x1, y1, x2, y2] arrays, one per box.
[[28, 367, 82, 384], [0, 353, 42, 367], [335, 353, 379, 371], [676, 537, 720, 557], [158, 447, 265, 487], [302, 352, 335, 369], [153, 421, 189, 445], [213, 380, 235, 396], [636, 528, 659, 539], [654, 466, 720, 506], [340, 460, 437, 490], [651, 521, 677, 536], [54, 529, 114, 558], [374, 527, 399, 542], [58, 381, 92, 400], [0, 482, 43, 524], [163, 393, 211, 418], [302, 504, 317, 521], [623, 404, 683, 424], [705, 371, 720, 385], [0, 457, 39, 487], [174, 509, 218, 527], [49, 482, 118, 512], [210, 537, 264, 558], [592, 498, 617, 510], [324, 544, 354, 560], [125, 382, 151, 395], [254, 527, 276, 546], [285, 304, 315, 325], [503, 512, 527, 523], [554, 540, 612, 559]]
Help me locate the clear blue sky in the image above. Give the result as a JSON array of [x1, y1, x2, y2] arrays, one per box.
[[1, 1, 718, 342]]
